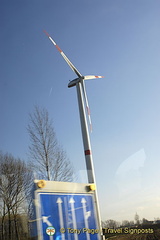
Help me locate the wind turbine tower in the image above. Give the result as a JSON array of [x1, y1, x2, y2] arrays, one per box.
[[44, 30, 104, 239]]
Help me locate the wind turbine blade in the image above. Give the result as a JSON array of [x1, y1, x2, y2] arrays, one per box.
[[43, 30, 82, 78], [81, 80, 92, 132], [84, 75, 104, 80]]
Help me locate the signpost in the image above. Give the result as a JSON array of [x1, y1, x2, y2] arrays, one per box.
[[32, 180, 101, 240]]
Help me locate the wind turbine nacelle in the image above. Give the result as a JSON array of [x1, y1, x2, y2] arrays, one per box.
[[68, 77, 84, 88], [68, 75, 104, 88]]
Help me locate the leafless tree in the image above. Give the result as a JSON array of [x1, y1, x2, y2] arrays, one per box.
[[0, 152, 33, 240], [142, 218, 149, 224], [121, 220, 130, 227], [102, 219, 120, 228], [27, 106, 74, 181]]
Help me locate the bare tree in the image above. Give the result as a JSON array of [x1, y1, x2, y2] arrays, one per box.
[[27, 106, 74, 181], [102, 219, 120, 228], [121, 220, 130, 227], [142, 218, 149, 224], [0, 152, 33, 240]]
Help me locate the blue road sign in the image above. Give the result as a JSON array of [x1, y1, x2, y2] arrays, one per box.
[[36, 192, 100, 240]]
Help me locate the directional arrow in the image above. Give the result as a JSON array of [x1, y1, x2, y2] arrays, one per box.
[[42, 216, 54, 240], [81, 198, 90, 240], [69, 197, 78, 240], [56, 197, 65, 240], [42, 216, 52, 226]]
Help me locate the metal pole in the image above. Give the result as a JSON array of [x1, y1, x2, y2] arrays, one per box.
[[76, 81, 96, 184], [76, 80, 103, 239]]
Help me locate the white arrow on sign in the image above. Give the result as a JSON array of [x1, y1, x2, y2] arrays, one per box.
[[42, 216, 52, 226], [56, 197, 65, 240], [81, 198, 90, 240], [69, 197, 78, 240], [42, 216, 54, 240]]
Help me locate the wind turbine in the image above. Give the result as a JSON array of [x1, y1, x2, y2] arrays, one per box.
[[44, 30, 103, 184], [44, 30, 104, 240]]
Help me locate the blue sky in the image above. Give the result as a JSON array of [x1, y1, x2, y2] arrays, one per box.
[[0, 0, 160, 222]]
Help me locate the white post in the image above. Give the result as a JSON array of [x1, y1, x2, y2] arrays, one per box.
[[76, 80, 102, 240], [76, 81, 95, 183]]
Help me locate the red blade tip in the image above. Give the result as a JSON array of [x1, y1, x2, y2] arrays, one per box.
[[43, 30, 50, 37]]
